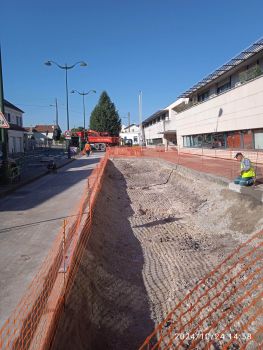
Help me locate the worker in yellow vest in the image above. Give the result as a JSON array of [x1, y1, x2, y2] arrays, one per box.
[[234, 152, 256, 186]]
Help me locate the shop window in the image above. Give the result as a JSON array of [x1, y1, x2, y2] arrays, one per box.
[[242, 130, 253, 149], [254, 130, 263, 149], [211, 133, 225, 148], [183, 136, 191, 147], [192, 135, 203, 148], [202, 134, 212, 148], [227, 132, 241, 149]]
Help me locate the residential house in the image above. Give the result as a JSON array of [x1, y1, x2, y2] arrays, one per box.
[[4, 99, 26, 154], [120, 124, 140, 145]]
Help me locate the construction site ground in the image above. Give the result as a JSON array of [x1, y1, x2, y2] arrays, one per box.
[[52, 157, 263, 350]]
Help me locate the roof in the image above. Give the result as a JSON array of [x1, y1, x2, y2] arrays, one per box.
[[9, 123, 27, 132], [143, 110, 167, 125], [124, 124, 138, 129], [34, 125, 56, 133], [178, 37, 263, 98], [4, 99, 24, 113]]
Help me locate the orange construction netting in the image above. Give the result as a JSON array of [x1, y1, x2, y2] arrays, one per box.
[[138, 230, 263, 350], [0, 147, 262, 350], [108, 146, 263, 183], [0, 152, 109, 350]]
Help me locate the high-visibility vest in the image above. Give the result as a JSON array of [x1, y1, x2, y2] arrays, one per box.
[[85, 143, 91, 151], [241, 158, 255, 178]]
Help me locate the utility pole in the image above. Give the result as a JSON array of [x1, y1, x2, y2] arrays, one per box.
[[55, 98, 58, 126], [138, 90, 143, 145], [0, 46, 8, 183], [128, 112, 130, 132]]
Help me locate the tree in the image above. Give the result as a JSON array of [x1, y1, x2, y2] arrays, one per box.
[[71, 126, 84, 132], [90, 91, 121, 136]]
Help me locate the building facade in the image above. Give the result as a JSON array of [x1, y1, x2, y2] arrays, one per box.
[[142, 110, 169, 146], [4, 100, 26, 154], [120, 124, 140, 145], [171, 38, 263, 151], [143, 38, 263, 154]]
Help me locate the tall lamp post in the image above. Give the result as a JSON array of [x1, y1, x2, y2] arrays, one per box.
[[71, 89, 96, 149], [0, 46, 8, 183], [44, 60, 87, 158]]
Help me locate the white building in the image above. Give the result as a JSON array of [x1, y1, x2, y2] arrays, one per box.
[[25, 124, 60, 147], [120, 124, 140, 145], [4, 100, 26, 154], [142, 110, 170, 146], [143, 37, 263, 153]]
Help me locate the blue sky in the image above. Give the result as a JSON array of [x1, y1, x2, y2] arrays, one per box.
[[0, 0, 262, 131]]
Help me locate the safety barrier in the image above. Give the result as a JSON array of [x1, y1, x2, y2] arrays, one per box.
[[1, 148, 262, 350], [108, 146, 263, 349], [0, 152, 109, 350], [108, 146, 263, 182], [138, 230, 263, 350]]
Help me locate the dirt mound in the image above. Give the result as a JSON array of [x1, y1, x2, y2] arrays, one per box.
[[52, 158, 263, 350]]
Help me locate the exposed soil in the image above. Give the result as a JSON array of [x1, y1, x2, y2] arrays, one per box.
[[52, 158, 263, 350]]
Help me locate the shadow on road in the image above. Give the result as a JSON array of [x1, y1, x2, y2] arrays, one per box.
[[0, 156, 100, 212]]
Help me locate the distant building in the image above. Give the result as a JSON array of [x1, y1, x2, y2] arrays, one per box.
[[4, 100, 26, 153], [142, 110, 169, 146], [25, 124, 61, 147], [120, 124, 140, 145]]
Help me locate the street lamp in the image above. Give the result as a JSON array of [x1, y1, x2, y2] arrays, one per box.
[[44, 60, 87, 158], [71, 89, 96, 148], [0, 46, 8, 183]]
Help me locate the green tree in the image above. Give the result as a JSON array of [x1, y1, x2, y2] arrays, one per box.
[[90, 91, 121, 136], [71, 126, 84, 132]]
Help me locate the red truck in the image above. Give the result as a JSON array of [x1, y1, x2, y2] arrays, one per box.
[[69, 130, 119, 151], [87, 130, 119, 151]]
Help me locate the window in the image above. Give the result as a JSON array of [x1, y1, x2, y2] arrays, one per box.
[[242, 130, 253, 149], [133, 136, 138, 143], [198, 90, 209, 102], [212, 133, 225, 148], [227, 132, 241, 149], [217, 81, 231, 94], [183, 136, 191, 147], [6, 113, 11, 122], [192, 135, 203, 147], [16, 116, 21, 126], [254, 130, 263, 149]]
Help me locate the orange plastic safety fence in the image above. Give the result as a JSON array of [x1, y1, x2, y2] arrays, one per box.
[[0, 153, 109, 350], [138, 230, 263, 350], [107, 146, 263, 181]]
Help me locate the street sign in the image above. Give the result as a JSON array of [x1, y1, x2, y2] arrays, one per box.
[[0, 111, 9, 128], [64, 130, 71, 140]]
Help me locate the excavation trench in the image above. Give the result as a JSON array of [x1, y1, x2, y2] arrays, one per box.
[[52, 158, 263, 350]]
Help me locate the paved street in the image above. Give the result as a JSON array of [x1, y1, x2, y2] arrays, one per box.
[[0, 152, 103, 328]]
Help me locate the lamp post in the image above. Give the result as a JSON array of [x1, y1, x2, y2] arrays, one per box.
[[44, 60, 87, 158], [0, 46, 8, 183], [71, 89, 96, 149]]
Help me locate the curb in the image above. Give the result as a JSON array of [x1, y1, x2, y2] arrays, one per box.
[[0, 158, 75, 199]]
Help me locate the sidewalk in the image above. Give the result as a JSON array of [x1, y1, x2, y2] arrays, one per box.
[[143, 149, 263, 183], [0, 153, 103, 328], [0, 157, 75, 198]]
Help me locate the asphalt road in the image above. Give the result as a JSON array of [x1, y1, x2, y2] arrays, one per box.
[[0, 152, 103, 328]]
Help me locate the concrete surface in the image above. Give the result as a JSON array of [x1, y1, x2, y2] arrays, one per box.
[[229, 182, 263, 203], [0, 157, 75, 198], [0, 152, 103, 328]]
